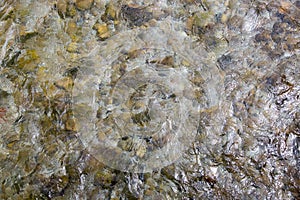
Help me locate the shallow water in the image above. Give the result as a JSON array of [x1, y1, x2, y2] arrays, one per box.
[[0, 0, 300, 199]]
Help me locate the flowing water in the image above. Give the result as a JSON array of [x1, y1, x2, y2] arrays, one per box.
[[0, 0, 300, 199]]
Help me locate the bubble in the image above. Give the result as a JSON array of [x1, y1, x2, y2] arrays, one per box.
[[72, 23, 223, 172]]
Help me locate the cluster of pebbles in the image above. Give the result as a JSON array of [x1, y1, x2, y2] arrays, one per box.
[[0, 0, 299, 199]]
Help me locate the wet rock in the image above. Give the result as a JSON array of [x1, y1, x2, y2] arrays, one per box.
[[75, 0, 93, 10], [66, 21, 78, 38], [117, 136, 147, 158], [135, 143, 147, 158], [57, 0, 67, 17], [17, 49, 40, 72], [0, 107, 7, 123], [132, 109, 151, 127], [40, 174, 69, 198], [220, 11, 231, 23], [94, 168, 116, 188], [121, 5, 153, 26], [54, 77, 74, 91], [284, 35, 300, 51], [255, 30, 272, 43], [1, 0, 300, 199], [125, 49, 143, 60], [19, 26, 38, 43], [65, 117, 79, 132], [64, 67, 79, 79], [66, 42, 79, 53], [5, 133, 20, 149], [144, 181, 156, 196], [254, 9, 299, 59], [117, 136, 134, 152], [186, 11, 215, 35], [217, 54, 232, 70], [0, 76, 14, 93], [227, 15, 243, 31], [204, 35, 228, 55], [101, 3, 118, 22], [149, 55, 175, 68], [93, 23, 110, 40], [271, 22, 285, 43], [159, 56, 175, 67], [66, 3, 77, 17], [189, 71, 205, 87]]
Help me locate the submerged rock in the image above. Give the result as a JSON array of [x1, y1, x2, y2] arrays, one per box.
[[121, 5, 153, 26], [75, 0, 94, 10], [93, 23, 111, 40], [0, 0, 299, 199]]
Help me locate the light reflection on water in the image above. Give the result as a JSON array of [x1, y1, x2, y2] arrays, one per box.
[[0, 0, 299, 199]]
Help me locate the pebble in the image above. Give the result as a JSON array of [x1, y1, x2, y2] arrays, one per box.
[[75, 0, 94, 10], [94, 23, 110, 40], [135, 142, 147, 158], [65, 117, 79, 132], [66, 42, 78, 53], [57, 0, 67, 17], [54, 77, 74, 91]]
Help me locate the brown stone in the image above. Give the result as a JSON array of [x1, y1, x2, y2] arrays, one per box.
[[101, 3, 117, 21], [160, 56, 175, 67], [66, 42, 78, 53], [54, 77, 74, 91], [65, 117, 79, 132], [57, 0, 67, 16], [254, 30, 271, 43], [94, 23, 110, 40], [75, 0, 94, 10]]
